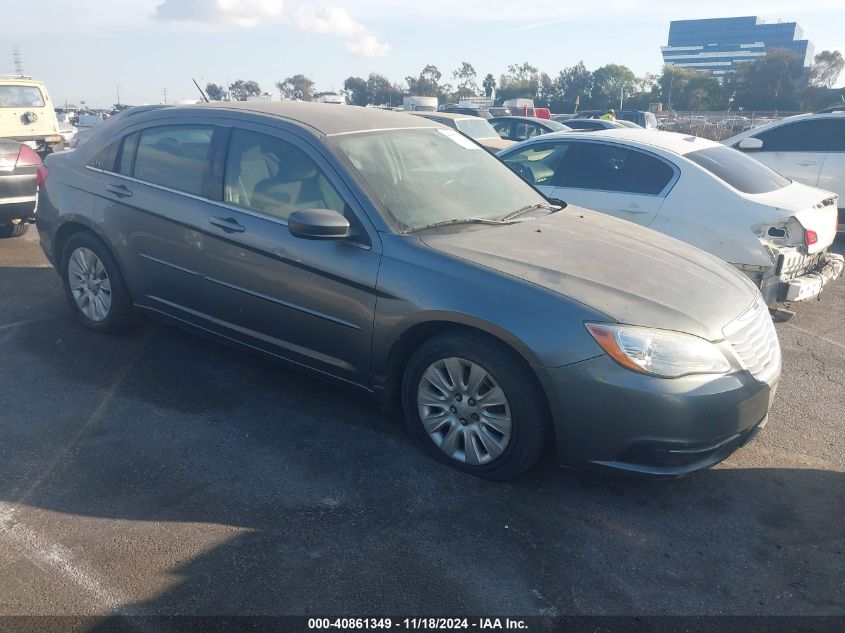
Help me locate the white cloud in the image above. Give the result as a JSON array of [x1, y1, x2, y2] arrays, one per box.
[[153, 0, 389, 57]]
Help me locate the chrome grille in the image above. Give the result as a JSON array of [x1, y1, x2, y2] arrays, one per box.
[[723, 296, 781, 384]]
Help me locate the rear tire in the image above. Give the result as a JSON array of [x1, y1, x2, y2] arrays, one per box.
[[0, 223, 29, 238], [401, 331, 548, 481], [60, 231, 134, 333]]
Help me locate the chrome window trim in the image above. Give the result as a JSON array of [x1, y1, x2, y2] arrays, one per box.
[[324, 126, 435, 137], [85, 164, 371, 250]]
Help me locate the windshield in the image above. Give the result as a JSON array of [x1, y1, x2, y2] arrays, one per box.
[[0, 85, 45, 108], [455, 118, 500, 140], [330, 128, 547, 232], [686, 146, 790, 194]]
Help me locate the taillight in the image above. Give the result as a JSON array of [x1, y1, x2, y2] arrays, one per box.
[[36, 165, 49, 188], [805, 229, 818, 246], [16, 144, 42, 168]]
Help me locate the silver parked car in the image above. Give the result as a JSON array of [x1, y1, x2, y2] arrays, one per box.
[[36, 102, 780, 479]]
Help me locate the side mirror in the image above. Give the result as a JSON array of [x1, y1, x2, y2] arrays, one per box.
[[288, 208, 350, 240], [737, 137, 763, 152]]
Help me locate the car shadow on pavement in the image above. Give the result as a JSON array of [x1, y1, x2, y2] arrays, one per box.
[[0, 265, 843, 617]]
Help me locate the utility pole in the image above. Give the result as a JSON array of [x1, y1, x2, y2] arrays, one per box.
[[12, 47, 23, 77], [116, 85, 121, 106], [162, 88, 168, 104]]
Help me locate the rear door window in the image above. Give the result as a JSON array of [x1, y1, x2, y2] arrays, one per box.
[[686, 146, 790, 194], [561, 143, 675, 195], [133, 125, 215, 196], [754, 119, 845, 152]]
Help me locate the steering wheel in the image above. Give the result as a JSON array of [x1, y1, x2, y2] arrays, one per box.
[[513, 163, 536, 185]]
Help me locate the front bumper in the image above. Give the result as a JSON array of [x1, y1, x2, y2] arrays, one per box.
[[537, 354, 777, 477], [781, 252, 844, 301]]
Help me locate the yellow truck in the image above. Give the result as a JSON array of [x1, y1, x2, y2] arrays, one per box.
[[0, 77, 64, 156]]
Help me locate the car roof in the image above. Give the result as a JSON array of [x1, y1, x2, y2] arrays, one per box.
[[168, 101, 442, 136], [517, 129, 723, 155]]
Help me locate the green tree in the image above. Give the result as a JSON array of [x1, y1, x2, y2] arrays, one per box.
[[205, 82, 227, 101], [482, 73, 496, 98], [366, 73, 402, 106], [406, 65, 443, 96], [591, 64, 638, 109], [659, 67, 725, 110], [498, 62, 540, 102], [343, 76, 369, 106], [452, 62, 479, 98], [725, 50, 805, 110], [552, 61, 594, 112], [275, 75, 314, 101], [228, 79, 261, 101], [811, 50, 844, 88]]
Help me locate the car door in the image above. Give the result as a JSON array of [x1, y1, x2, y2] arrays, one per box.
[[815, 119, 845, 211], [741, 118, 832, 186], [91, 122, 220, 322], [550, 141, 676, 226], [198, 124, 381, 387]]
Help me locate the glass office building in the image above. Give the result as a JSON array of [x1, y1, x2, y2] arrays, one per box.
[[661, 16, 814, 78]]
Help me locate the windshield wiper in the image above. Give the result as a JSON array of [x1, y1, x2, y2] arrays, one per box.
[[501, 202, 562, 222], [407, 217, 517, 233]]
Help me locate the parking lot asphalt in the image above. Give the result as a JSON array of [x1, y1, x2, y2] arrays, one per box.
[[0, 228, 843, 617]]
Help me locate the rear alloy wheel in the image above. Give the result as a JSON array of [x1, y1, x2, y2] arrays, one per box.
[[67, 247, 112, 322], [61, 232, 134, 332], [402, 331, 548, 480]]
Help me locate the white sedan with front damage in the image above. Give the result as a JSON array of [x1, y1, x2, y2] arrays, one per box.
[[498, 129, 843, 305]]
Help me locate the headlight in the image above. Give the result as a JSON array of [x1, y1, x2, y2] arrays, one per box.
[[585, 323, 732, 378]]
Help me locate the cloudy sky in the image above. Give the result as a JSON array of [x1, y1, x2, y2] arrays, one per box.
[[4, 0, 845, 107]]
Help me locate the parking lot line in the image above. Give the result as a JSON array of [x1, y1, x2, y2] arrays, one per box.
[[784, 322, 845, 351], [14, 331, 155, 506]]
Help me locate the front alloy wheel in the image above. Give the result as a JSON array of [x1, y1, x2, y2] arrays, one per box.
[[402, 331, 548, 480], [417, 357, 512, 465]]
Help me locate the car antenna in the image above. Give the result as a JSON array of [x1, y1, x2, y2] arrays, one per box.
[[192, 78, 210, 103]]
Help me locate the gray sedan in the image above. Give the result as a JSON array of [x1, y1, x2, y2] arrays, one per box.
[[36, 102, 780, 479]]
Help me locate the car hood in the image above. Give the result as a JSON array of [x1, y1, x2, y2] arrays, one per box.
[[420, 208, 758, 341]]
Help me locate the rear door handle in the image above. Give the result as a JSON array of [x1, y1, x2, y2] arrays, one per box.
[[795, 161, 818, 166], [106, 183, 132, 198], [620, 208, 649, 214], [209, 216, 245, 233]]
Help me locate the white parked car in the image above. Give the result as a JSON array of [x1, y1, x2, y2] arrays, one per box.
[[723, 109, 844, 234], [498, 129, 843, 304]]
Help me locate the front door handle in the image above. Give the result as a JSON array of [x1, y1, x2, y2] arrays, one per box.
[[106, 183, 132, 198], [620, 208, 649, 214], [209, 216, 245, 233], [795, 161, 818, 167]]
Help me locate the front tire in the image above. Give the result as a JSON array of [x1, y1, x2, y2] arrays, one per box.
[[60, 232, 134, 332], [402, 331, 548, 480]]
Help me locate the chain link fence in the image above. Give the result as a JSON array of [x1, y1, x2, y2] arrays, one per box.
[[655, 111, 805, 141]]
